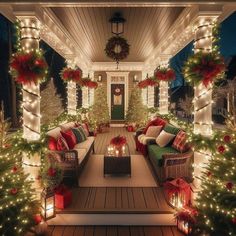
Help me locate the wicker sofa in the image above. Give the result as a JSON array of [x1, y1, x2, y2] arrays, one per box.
[[135, 117, 193, 183], [46, 122, 95, 186]]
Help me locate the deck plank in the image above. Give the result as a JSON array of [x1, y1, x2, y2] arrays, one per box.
[[132, 187, 147, 209], [51, 226, 64, 236], [117, 226, 130, 236], [121, 187, 129, 208], [93, 187, 106, 208], [63, 226, 76, 236], [74, 226, 85, 236], [84, 226, 94, 236], [130, 226, 145, 236], [105, 187, 116, 208], [161, 226, 174, 236], [86, 187, 97, 208], [143, 226, 163, 236], [116, 187, 122, 208], [127, 187, 135, 208], [94, 226, 107, 236], [143, 187, 159, 209], [107, 226, 118, 236]]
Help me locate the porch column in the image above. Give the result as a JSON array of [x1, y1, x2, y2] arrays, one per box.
[[88, 71, 95, 106], [82, 70, 89, 108], [159, 58, 170, 115], [17, 16, 41, 183], [141, 71, 148, 106], [66, 58, 77, 115], [193, 11, 221, 189]]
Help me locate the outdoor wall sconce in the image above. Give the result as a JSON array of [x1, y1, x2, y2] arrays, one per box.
[[97, 75, 102, 82]]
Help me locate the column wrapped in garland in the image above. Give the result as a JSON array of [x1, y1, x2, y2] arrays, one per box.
[[183, 19, 225, 189], [10, 17, 48, 183]]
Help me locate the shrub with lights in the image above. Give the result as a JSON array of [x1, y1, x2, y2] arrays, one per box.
[[193, 132, 236, 235], [0, 107, 39, 236]]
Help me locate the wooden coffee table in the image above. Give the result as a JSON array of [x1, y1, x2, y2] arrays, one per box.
[[104, 144, 131, 177]]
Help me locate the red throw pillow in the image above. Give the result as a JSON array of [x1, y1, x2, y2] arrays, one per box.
[[172, 130, 188, 152], [48, 137, 57, 150], [57, 136, 69, 151], [60, 130, 77, 149], [143, 117, 167, 134]]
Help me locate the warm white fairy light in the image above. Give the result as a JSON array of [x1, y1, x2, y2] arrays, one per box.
[[159, 80, 169, 114]]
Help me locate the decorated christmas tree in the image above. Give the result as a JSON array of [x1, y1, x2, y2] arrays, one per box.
[[89, 84, 110, 129], [125, 87, 148, 127], [40, 78, 64, 125], [0, 105, 39, 236], [194, 132, 236, 235]]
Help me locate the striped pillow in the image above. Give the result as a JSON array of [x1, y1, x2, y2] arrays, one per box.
[[172, 130, 188, 152], [57, 136, 69, 151], [72, 127, 87, 143]]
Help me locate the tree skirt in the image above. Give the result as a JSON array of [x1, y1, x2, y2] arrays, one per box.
[[79, 155, 158, 187]]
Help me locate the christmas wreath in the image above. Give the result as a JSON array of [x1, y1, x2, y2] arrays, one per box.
[[138, 77, 158, 89], [155, 67, 175, 82], [183, 52, 225, 87], [61, 67, 82, 83], [105, 36, 129, 62], [10, 51, 48, 85]]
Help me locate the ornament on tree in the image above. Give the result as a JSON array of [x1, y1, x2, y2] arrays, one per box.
[[10, 188, 18, 195], [33, 214, 42, 225], [226, 182, 234, 190], [183, 52, 225, 88], [217, 145, 226, 154], [206, 171, 212, 178], [10, 51, 48, 85], [223, 135, 231, 143], [12, 166, 18, 173], [47, 167, 57, 177]]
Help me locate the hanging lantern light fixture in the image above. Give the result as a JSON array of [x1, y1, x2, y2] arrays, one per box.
[[109, 12, 126, 36]]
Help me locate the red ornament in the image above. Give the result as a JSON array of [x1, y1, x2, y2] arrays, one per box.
[[33, 214, 42, 225], [12, 166, 18, 173], [232, 217, 236, 224], [223, 135, 231, 143], [207, 171, 212, 178], [226, 182, 234, 191], [217, 145, 226, 154], [10, 188, 18, 195], [47, 167, 56, 177]]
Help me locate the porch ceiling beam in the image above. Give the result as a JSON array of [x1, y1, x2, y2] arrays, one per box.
[[92, 62, 145, 71], [0, 1, 236, 7]]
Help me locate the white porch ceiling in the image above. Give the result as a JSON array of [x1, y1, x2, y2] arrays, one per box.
[[50, 7, 184, 62]]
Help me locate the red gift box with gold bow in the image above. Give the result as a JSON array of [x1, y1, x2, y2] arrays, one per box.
[[55, 185, 72, 209]]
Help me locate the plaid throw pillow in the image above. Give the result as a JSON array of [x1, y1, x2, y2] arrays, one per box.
[[72, 127, 87, 143], [172, 130, 188, 152]]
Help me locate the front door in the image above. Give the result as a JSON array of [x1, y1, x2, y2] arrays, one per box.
[[111, 84, 125, 120]]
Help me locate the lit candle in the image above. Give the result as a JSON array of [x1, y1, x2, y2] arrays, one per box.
[[115, 150, 119, 157]]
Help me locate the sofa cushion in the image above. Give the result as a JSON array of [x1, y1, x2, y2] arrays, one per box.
[[163, 124, 180, 135], [143, 117, 167, 134], [172, 130, 188, 152], [156, 130, 176, 147], [61, 130, 77, 149], [72, 148, 87, 164], [148, 145, 179, 167], [57, 136, 69, 151], [48, 137, 57, 151], [74, 136, 94, 152], [72, 127, 87, 143], [60, 122, 75, 131], [47, 127, 61, 139], [146, 126, 162, 138], [139, 135, 156, 145]]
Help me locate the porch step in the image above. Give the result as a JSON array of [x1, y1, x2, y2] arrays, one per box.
[[110, 120, 125, 127], [47, 213, 175, 226]]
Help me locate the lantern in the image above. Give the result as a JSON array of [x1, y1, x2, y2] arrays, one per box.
[[176, 207, 197, 235], [41, 188, 56, 220], [109, 12, 126, 35], [164, 178, 191, 208]]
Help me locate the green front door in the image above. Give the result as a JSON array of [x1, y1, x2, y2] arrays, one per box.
[[111, 84, 125, 120]]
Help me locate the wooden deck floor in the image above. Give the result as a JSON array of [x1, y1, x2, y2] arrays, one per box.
[[94, 127, 138, 155], [57, 187, 173, 213], [44, 226, 184, 236]]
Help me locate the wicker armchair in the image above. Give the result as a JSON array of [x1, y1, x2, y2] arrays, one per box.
[[148, 148, 193, 183]]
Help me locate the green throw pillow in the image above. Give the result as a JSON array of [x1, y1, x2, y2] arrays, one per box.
[[72, 127, 87, 143], [163, 124, 180, 135]]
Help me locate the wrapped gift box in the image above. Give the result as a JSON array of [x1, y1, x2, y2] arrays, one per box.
[[127, 125, 134, 132], [164, 178, 191, 208], [55, 185, 72, 209]]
